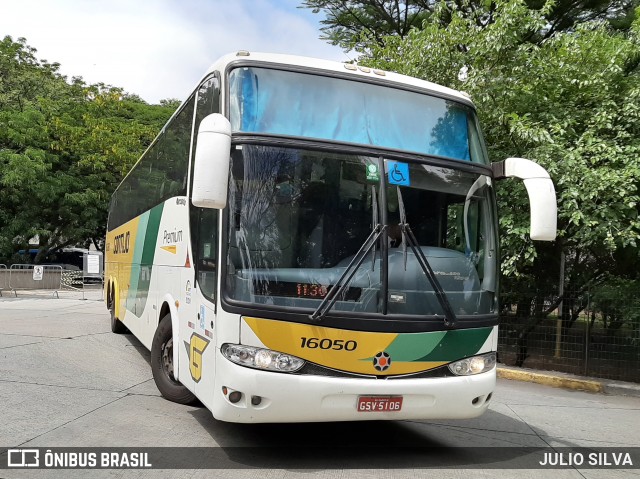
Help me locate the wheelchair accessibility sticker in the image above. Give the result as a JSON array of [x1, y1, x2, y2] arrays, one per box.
[[387, 161, 410, 186]]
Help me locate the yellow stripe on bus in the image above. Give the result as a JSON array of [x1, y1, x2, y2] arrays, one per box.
[[105, 216, 141, 319], [244, 317, 447, 376]]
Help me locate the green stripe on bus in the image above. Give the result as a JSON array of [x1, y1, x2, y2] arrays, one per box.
[[383, 328, 491, 363], [135, 203, 164, 315], [132, 212, 150, 266], [141, 203, 164, 265], [125, 203, 164, 317], [126, 211, 150, 312], [414, 327, 493, 362], [384, 331, 447, 362]]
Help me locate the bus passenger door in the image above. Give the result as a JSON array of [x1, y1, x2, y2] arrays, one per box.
[[188, 208, 219, 406], [178, 256, 197, 395], [184, 72, 221, 405]]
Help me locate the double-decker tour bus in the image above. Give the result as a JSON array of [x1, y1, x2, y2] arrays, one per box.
[[105, 52, 557, 423]]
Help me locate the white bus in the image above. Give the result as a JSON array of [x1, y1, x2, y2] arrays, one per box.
[[105, 52, 556, 423]]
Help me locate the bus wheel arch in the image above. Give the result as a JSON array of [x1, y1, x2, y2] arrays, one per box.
[[151, 305, 197, 405], [108, 278, 127, 334], [106, 278, 114, 308], [158, 301, 172, 329], [159, 296, 181, 381]]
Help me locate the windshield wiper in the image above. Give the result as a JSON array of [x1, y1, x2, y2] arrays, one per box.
[[310, 186, 386, 322], [396, 186, 457, 327], [309, 225, 386, 322]]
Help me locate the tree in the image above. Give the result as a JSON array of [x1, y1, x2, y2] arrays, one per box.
[[0, 36, 175, 262], [300, 0, 638, 52], [301, 0, 432, 51], [159, 98, 182, 110], [590, 277, 640, 332]]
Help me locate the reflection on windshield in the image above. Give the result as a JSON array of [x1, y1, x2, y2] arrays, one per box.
[[225, 145, 497, 318]]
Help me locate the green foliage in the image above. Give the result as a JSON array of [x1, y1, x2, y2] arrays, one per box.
[[590, 277, 640, 330], [0, 36, 175, 261], [359, 1, 640, 296], [159, 98, 182, 110], [301, 0, 639, 53], [300, 0, 432, 52]]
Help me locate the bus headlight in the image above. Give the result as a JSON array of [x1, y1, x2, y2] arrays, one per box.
[[221, 344, 305, 373], [448, 352, 496, 376]]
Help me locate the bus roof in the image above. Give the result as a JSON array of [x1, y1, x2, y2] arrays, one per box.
[[202, 51, 474, 107]]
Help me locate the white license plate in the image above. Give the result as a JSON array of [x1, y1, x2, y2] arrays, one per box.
[[357, 396, 403, 412]]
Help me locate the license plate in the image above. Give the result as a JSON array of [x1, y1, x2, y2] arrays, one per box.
[[357, 396, 403, 412]]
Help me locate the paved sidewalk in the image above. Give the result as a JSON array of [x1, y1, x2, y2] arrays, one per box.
[[1, 297, 640, 478], [0, 286, 103, 301]]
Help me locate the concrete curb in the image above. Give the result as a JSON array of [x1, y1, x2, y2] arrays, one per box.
[[497, 366, 604, 393], [497, 366, 640, 397]]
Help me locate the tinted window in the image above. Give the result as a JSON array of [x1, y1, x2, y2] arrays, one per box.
[[190, 74, 221, 195], [229, 67, 487, 164], [108, 96, 195, 229]]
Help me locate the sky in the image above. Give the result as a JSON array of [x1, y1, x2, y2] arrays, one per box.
[[0, 0, 350, 103]]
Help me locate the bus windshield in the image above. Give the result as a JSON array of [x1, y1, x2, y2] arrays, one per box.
[[229, 67, 488, 164], [225, 145, 497, 318]]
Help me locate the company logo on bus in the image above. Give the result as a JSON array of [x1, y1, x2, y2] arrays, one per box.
[[113, 232, 130, 255], [373, 351, 392, 372], [184, 333, 210, 383]]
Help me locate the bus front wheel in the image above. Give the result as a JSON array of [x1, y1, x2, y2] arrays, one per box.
[[151, 314, 197, 405]]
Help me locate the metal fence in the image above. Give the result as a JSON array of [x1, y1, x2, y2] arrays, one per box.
[[7, 264, 63, 297], [498, 290, 640, 383], [0, 264, 104, 300]]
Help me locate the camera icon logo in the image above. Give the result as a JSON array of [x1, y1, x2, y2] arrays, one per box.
[[7, 449, 39, 467]]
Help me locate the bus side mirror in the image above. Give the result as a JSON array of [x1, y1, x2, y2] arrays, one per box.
[[192, 113, 231, 209], [492, 157, 557, 241]]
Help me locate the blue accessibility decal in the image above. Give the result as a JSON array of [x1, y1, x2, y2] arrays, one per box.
[[387, 161, 410, 186]]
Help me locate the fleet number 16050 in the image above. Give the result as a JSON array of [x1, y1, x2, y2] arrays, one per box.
[[300, 337, 357, 351]]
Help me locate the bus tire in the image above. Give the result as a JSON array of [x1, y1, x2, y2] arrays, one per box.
[[151, 314, 197, 405], [109, 289, 127, 334]]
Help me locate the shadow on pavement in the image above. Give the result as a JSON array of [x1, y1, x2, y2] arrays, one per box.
[[180, 407, 577, 469]]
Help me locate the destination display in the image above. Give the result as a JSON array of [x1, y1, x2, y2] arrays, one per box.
[[253, 281, 361, 301]]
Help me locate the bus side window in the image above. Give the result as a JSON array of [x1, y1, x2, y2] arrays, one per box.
[[196, 209, 219, 301], [190, 73, 221, 196]]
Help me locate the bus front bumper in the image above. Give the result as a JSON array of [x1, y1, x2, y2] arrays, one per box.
[[210, 350, 496, 423]]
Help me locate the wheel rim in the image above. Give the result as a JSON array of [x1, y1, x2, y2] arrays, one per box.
[[109, 291, 116, 323], [161, 338, 175, 381]]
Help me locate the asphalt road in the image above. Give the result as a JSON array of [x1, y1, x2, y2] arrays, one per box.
[[1, 296, 639, 479]]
